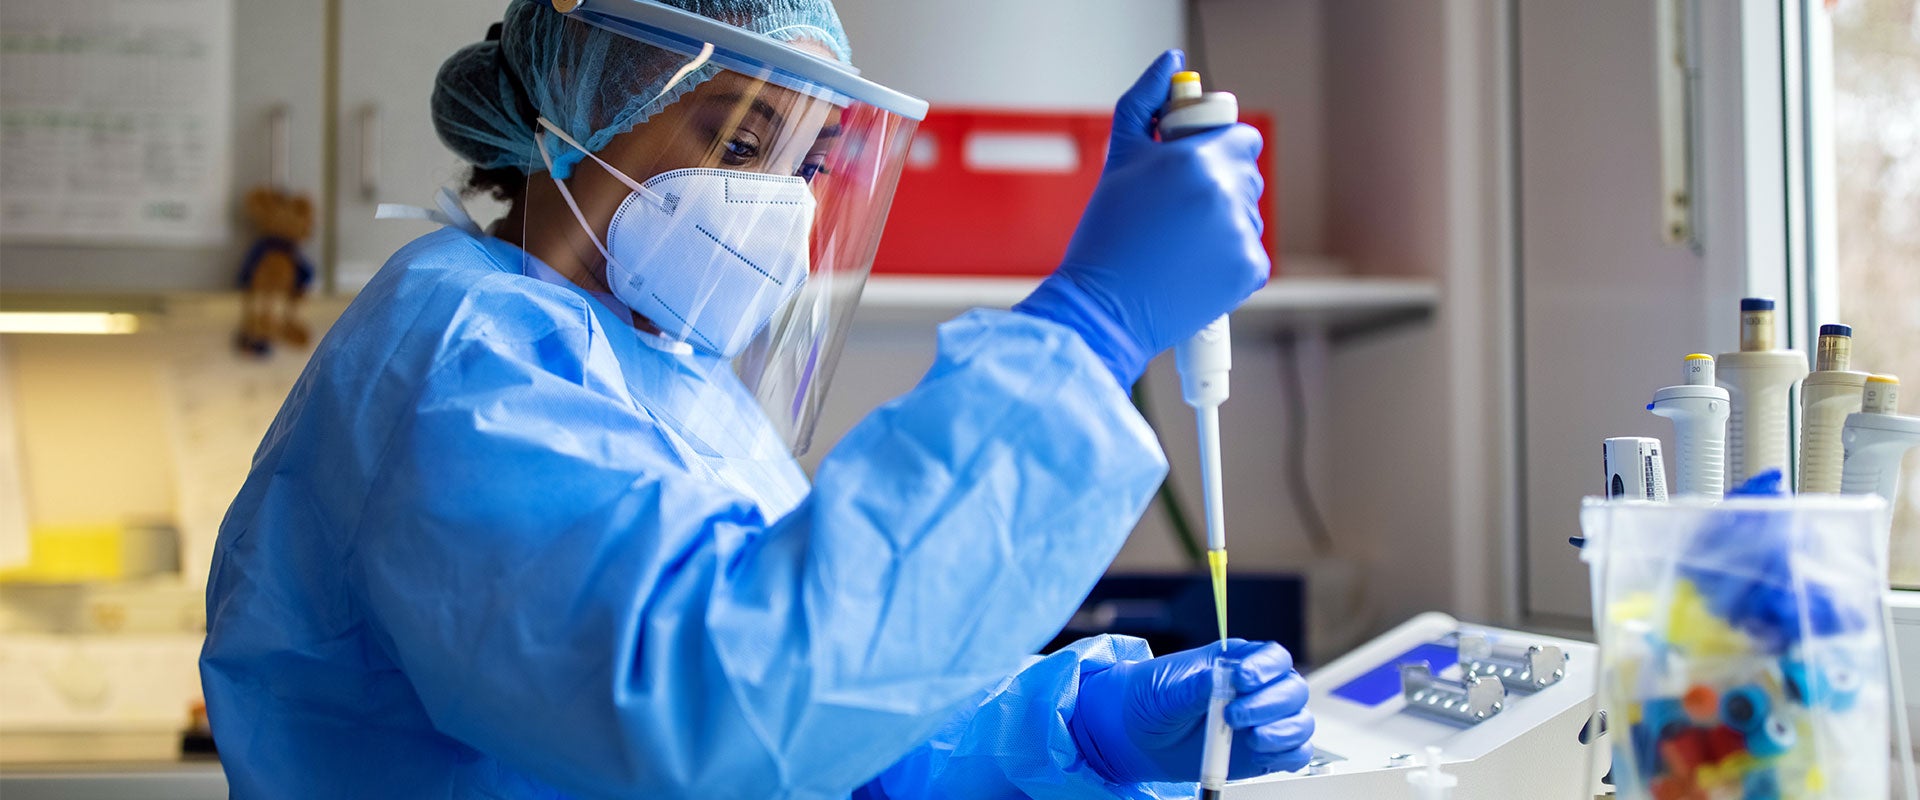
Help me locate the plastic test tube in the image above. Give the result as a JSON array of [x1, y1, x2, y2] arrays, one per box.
[[1199, 656, 1240, 800]]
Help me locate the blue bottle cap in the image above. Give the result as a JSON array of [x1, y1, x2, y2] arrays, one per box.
[[1819, 323, 1853, 337], [1741, 298, 1777, 312]]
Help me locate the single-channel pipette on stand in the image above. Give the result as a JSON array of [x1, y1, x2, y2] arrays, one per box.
[[1716, 298, 1807, 486], [1842, 375, 1920, 506], [1800, 324, 1869, 493], [1158, 70, 1243, 648], [1649, 354, 1730, 498]]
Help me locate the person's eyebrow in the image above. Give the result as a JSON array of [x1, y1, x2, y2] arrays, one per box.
[[704, 92, 783, 130], [813, 124, 842, 141]]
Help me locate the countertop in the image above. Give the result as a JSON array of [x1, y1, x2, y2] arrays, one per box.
[[0, 761, 227, 800]]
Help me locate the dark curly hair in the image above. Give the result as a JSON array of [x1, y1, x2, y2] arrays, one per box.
[[463, 165, 527, 206]]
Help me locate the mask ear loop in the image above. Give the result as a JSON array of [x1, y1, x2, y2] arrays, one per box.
[[534, 126, 618, 267], [536, 118, 672, 210]]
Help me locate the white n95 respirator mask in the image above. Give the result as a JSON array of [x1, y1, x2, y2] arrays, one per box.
[[536, 118, 815, 358]]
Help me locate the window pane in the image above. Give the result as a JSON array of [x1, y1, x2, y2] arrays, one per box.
[[1830, 0, 1920, 585]]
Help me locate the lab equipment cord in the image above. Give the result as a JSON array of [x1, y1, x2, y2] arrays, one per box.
[[1278, 333, 1335, 556], [1133, 382, 1207, 569]]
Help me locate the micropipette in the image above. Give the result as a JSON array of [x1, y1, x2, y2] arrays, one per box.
[[1157, 70, 1242, 646], [1716, 298, 1807, 486], [1841, 375, 1920, 506], [1198, 655, 1239, 800], [1648, 354, 1729, 498], [1799, 324, 1869, 493]]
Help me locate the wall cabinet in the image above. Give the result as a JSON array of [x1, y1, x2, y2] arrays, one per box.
[[2, 0, 328, 295], [1, 0, 501, 298], [332, 0, 507, 290]]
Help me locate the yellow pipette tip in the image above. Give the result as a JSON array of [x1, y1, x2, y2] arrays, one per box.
[[1207, 549, 1229, 643]]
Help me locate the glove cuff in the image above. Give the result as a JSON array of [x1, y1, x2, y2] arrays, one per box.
[[1068, 663, 1148, 786], [1013, 275, 1152, 388]]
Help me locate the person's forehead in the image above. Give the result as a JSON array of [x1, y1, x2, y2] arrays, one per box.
[[692, 68, 836, 115]]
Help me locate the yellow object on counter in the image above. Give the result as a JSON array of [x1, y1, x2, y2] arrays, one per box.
[[0, 524, 172, 583]]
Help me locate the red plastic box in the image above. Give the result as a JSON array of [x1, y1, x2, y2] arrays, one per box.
[[872, 108, 1277, 277]]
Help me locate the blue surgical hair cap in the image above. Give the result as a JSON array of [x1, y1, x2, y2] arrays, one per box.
[[432, 0, 852, 180]]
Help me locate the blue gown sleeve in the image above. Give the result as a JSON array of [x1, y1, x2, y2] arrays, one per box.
[[856, 634, 1198, 800], [350, 301, 1169, 799]]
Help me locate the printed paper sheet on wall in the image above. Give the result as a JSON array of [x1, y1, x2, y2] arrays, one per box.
[[0, 0, 235, 245]]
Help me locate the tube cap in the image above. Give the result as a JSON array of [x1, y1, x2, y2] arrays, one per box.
[[1819, 323, 1853, 338], [1741, 298, 1777, 312]]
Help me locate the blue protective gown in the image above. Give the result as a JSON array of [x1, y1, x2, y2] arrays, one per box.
[[200, 226, 1190, 799]]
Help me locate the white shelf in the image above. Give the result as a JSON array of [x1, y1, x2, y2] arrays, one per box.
[[855, 257, 1438, 339]]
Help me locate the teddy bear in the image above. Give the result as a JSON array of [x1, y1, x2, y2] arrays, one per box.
[[235, 187, 317, 356]]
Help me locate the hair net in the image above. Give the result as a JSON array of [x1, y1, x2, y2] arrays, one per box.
[[432, 0, 853, 180]]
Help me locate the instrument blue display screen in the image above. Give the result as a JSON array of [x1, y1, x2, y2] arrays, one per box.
[[1329, 642, 1460, 706]]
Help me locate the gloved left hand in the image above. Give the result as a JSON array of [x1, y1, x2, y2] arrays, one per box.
[[1069, 639, 1314, 785]]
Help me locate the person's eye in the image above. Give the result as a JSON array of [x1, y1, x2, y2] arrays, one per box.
[[721, 134, 761, 166], [798, 158, 831, 182]]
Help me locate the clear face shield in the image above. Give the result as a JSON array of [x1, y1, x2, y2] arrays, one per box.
[[516, 0, 924, 455]]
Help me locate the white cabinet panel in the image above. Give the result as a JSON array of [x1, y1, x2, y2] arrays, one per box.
[[332, 0, 507, 291]]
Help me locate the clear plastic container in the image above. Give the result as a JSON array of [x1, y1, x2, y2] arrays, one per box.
[[1580, 495, 1908, 800]]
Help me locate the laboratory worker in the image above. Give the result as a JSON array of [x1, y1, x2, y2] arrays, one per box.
[[200, 0, 1311, 797]]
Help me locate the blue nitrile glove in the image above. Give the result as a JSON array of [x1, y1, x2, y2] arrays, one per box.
[[1013, 49, 1270, 387], [1069, 639, 1314, 785], [1684, 469, 1868, 653]]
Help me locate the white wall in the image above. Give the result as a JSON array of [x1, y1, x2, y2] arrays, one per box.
[[1514, 0, 1768, 623], [1191, 0, 1328, 257], [828, 0, 1185, 111]]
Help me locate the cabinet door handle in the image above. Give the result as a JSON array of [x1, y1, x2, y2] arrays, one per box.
[[358, 104, 381, 202], [269, 105, 292, 191]]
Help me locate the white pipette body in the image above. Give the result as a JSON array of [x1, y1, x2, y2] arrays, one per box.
[[1649, 354, 1730, 498], [1800, 324, 1869, 493], [1842, 376, 1920, 506], [1717, 299, 1807, 486]]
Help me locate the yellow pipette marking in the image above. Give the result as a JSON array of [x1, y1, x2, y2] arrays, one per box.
[[1207, 548, 1229, 645]]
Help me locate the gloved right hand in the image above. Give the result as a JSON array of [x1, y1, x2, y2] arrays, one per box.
[[1013, 49, 1270, 387]]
